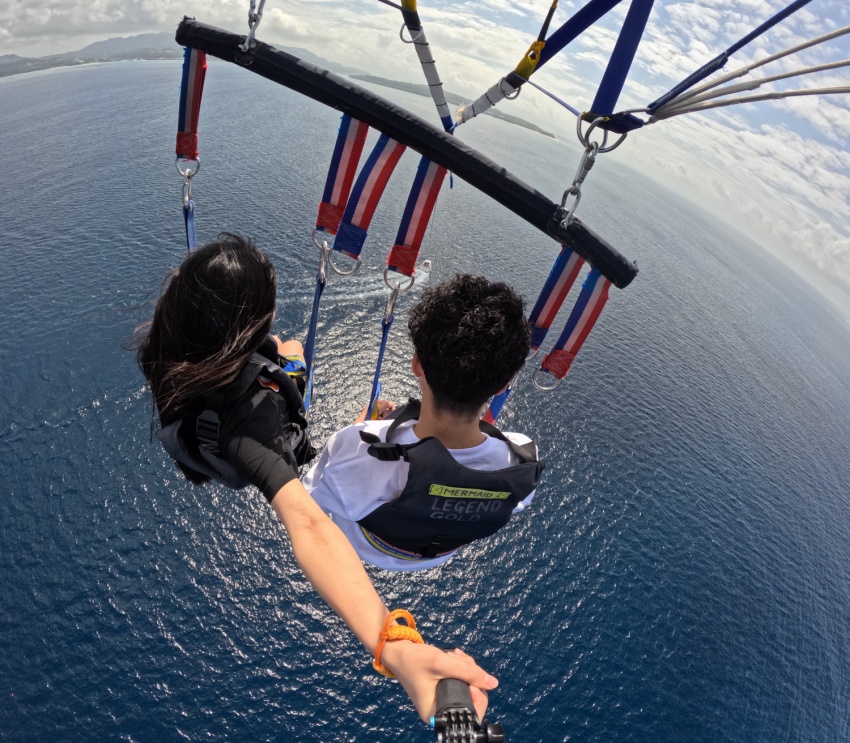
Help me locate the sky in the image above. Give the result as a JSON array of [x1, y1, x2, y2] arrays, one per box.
[[2, 0, 849, 315]]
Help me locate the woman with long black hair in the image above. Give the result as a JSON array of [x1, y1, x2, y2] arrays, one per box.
[[136, 232, 496, 721]]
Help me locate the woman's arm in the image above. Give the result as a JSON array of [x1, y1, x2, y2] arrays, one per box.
[[222, 368, 497, 721], [269, 478, 497, 721]]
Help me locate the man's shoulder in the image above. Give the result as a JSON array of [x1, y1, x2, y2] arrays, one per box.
[[324, 418, 406, 458], [501, 430, 534, 447]]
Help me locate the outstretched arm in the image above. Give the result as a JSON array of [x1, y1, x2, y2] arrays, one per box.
[[269, 478, 497, 721], [223, 384, 498, 721]]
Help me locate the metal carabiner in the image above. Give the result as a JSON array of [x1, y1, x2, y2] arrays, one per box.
[[240, 0, 267, 52], [176, 157, 199, 209], [531, 366, 562, 391], [383, 281, 402, 323], [182, 179, 193, 210], [312, 234, 330, 285], [559, 186, 582, 227], [310, 228, 362, 276]]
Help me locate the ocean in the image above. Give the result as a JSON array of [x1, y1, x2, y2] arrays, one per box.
[[1, 59, 849, 742]]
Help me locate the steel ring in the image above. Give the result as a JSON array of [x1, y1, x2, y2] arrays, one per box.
[[597, 131, 627, 153], [175, 157, 200, 178], [399, 23, 423, 44], [531, 367, 562, 391], [383, 268, 415, 292], [327, 250, 361, 276]]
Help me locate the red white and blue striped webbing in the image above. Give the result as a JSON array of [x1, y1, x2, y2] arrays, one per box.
[[176, 47, 207, 161], [333, 134, 407, 259], [540, 268, 611, 379], [316, 115, 369, 234], [386, 156, 447, 276], [527, 245, 586, 351]]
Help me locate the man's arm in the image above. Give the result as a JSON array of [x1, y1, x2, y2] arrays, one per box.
[[269, 478, 497, 722]]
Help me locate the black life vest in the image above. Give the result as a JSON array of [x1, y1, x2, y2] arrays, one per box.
[[156, 345, 313, 489], [356, 399, 544, 559]]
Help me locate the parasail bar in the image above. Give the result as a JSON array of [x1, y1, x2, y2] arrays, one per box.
[[175, 18, 638, 288]]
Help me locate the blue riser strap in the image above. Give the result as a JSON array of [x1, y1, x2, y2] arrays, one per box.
[[590, 0, 655, 116], [540, 0, 624, 67], [303, 275, 326, 410], [368, 316, 394, 415], [183, 200, 197, 251]]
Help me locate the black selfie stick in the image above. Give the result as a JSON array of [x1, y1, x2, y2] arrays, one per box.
[[431, 679, 505, 742]]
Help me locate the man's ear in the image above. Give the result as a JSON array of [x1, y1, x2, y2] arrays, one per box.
[[411, 353, 424, 378]]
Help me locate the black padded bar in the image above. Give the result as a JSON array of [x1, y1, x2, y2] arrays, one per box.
[[175, 18, 638, 288]]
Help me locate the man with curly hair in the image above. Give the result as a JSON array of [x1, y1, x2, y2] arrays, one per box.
[[303, 274, 543, 571]]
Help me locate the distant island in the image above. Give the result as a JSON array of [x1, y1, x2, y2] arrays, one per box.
[[351, 74, 555, 139], [1, 34, 554, 139], [0, 33, 182, 78]]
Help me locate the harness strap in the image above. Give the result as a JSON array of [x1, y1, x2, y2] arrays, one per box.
[[316, 115, 370, 234], [176, 47, 206, 161], [193, 353, 278, 453], [540, 267, 611, 379], [386, 157, 447, 276], [528, 245, 586, 351], [360, 398, 540, 468], [484, 245, 583, 424], [176, 47, 206, 251], [334, 134, 407, 259]]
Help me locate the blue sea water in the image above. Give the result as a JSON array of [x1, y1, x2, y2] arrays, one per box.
[[1, 59, 850, 742]]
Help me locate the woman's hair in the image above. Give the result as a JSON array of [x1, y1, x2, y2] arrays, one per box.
[[137, 233, 277, 426]]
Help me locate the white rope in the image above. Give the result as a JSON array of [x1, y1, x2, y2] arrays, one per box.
[[654, 24, 850, 116], [653, 58, 850, 119], [651, 85, 850, 120]]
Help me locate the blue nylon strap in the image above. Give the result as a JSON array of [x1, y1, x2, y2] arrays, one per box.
[[183, 200, 197, 251], [333, 221, 369, 258], [647, 0, 813, 113], [551, 268, 603, 352], [303, 273, 326, 410], [321, 114, 354, 207], [539, 0, 624, 67], [485, 387, 511, 423], [590, 0, 655, 115], [530, 325, 549, 349], [727, 0, 812, 56], [367, 315, 394, 416], [334, 133, 401, 258]]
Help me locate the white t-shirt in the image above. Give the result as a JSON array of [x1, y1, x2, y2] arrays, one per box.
[[302, 418, 537, 571]]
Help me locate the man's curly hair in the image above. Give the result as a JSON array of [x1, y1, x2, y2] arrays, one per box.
[[408, 274, 529, 418]]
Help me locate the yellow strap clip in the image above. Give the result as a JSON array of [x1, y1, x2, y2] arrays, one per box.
[[514, 39, 545, 80]]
